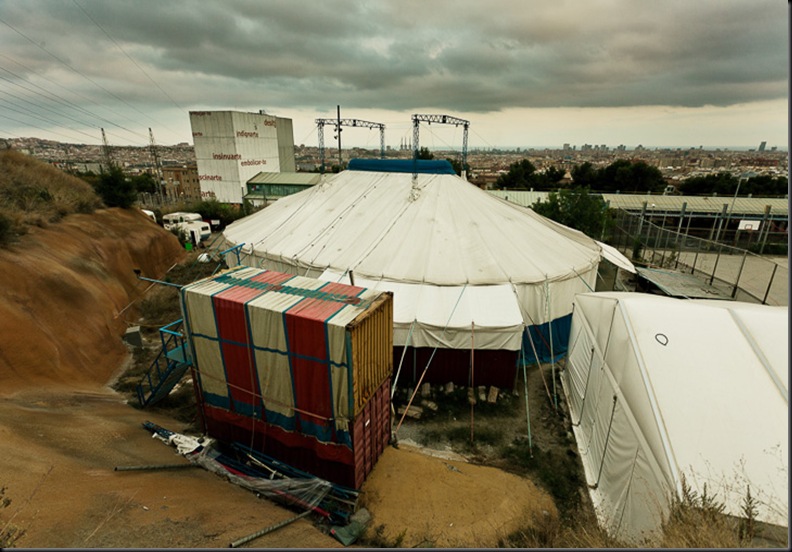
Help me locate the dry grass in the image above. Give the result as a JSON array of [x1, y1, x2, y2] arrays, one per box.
[[0, 149, 101, 244], [502, 473, 774, 549]]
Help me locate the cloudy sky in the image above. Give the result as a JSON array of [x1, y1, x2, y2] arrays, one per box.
[[0, 0, 788, 150]]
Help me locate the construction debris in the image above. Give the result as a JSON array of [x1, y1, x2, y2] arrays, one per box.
[[397, 405, 423, 419], [420, 399, 438, 412]]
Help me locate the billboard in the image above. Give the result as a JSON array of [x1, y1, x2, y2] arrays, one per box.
[[190, 111, 295, 203]]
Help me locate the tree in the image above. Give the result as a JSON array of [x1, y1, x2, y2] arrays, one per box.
[[416, 147, 434, 160], [444, 157, 470, 176], [531, 186, 610, 238], [496, 159, 537, 189], [94, 166, 137, 208], [534, 166, 566, 189], [130, 173, 158, 195], [571, 162, 597, 188], [572, 159, 665, 193], [677, 172, 737, 195]]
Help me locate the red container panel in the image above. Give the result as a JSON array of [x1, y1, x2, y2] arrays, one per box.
[[201, 377, 391, 489]]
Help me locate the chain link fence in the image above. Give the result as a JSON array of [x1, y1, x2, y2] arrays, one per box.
[[608, 209, 788, 306]]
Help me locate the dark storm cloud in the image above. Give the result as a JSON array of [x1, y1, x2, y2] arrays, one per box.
[[0, 0, 787, 116]]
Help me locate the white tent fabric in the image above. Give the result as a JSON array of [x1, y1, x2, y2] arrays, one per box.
[[222, 168, 627, 350], [562, 292, 788, 542]]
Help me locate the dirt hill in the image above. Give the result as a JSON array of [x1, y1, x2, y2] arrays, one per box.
[[0, 208, 184, 392]]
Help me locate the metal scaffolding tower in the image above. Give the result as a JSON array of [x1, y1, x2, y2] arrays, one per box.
[[316, 106, 385, 174], [411, 114, 470, 179]]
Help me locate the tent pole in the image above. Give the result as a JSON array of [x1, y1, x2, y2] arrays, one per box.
[[520, 334, 533, 455], [573, 347, 596, 427], [592, 395, 618, 489], [470, 322, 475, 445], [545, 278, 557, 411]]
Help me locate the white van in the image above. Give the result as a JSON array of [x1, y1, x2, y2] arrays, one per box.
[[180, 220, 212, 245], [162, 211, 202, 231]]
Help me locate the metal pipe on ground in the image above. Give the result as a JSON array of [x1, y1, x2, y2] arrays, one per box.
[[114, 463, 199, 471], [229, 509, 313, 548]]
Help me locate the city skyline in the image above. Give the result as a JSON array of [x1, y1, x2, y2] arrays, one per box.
[[0, 1, 788, 150]]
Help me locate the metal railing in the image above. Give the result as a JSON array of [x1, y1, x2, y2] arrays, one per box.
[[136, 319, 192, 406], [608, 209, 788, 306]]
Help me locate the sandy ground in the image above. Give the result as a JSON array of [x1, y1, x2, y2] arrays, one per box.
[[0, 386, 342, 548], [0, 209, 559, 548], [359, 443, 556, 548]]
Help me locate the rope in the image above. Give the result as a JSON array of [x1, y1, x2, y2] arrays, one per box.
[[391, 320, 416, 400], [524, 325, 553, 406]]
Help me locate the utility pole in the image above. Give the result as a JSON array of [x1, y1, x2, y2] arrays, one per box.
[[100, 128, 115, 172], [336, 105, 342, 169], [149, 128, 165, 206]]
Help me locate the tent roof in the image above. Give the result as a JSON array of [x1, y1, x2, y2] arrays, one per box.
[[224, 168, 601, 286], [574, 292, 788, 527]]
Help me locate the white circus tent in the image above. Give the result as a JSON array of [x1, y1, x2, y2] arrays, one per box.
[[221, 160, 633, 386], [562, 292, 788, 543]]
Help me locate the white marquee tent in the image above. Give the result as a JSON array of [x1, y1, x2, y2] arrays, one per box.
[[222, 161, 633, 379], [562, 292, 788, 542]]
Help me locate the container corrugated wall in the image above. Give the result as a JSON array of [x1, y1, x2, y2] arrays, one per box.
[[181, 266, 392, 489], [349, 292, 393, 415]]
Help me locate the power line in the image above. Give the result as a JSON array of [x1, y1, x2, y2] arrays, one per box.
[[0, 112, 95, 142], [0, 15, 178, 140], [72, 0, 184, 112], [0, 96, 100, 142], [0, 54, 150, 143]]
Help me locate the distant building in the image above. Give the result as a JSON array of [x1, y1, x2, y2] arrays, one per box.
[[189, 110, 296, 204], [243, 171, 322, 207], [162, 165, 200, 202], [758, 141, 767, 152]]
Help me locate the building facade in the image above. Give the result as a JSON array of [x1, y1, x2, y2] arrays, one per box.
[[162, 165, 201, 202], [189, 110, 296, 204]]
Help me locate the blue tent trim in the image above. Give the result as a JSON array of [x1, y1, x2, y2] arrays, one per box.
[[521, 314, 573, 365], [347, 158, 456, 175]]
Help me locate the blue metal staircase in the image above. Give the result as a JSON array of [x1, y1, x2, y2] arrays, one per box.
[[136, 319, 192, 407]]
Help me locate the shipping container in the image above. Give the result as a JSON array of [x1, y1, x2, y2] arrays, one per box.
[[180, 266, 393, 488]]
